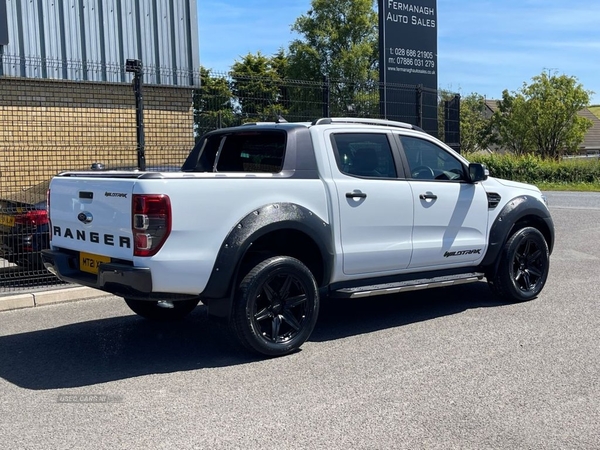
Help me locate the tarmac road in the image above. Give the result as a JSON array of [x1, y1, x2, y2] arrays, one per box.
[[0, 192, 598, 449]]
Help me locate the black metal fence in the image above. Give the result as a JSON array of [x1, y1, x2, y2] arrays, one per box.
[[0, 57, 459, 294], [194, 70, 460, 142]]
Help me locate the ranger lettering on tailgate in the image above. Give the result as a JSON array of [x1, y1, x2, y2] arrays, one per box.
[[53, 226, 131, 248]]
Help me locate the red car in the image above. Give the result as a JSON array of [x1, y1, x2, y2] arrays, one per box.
[[0, 179, 50, 270]]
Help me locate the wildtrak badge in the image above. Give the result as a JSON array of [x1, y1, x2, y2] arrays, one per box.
[[444, 249, 482, 258], [105, 192, 128, 198]]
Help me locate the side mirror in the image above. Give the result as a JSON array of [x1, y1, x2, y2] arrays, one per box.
[[469, 163, 488, 183]]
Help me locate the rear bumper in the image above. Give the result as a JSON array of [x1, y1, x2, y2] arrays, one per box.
[[41, 249, 152, 297]]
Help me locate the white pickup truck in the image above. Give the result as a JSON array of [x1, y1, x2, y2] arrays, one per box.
[[42, 117, 555, 356]]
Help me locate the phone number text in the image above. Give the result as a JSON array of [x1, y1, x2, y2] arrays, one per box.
[[388, 47, 435, 68]]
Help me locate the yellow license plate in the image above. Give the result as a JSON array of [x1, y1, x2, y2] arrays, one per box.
[[0, 214, 15, 227], [79, 252, 111, 275]]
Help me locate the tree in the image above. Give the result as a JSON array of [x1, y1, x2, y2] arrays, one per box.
[[493, 71, 593, 158], [193, 67, 236, 138], [524, 71, 593, 158], [287, 0, 379, 115], [492, 90, 535, 155], [230, 51, 289, 122], [458, 93, 496, 153]]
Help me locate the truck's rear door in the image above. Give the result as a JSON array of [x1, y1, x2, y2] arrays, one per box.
[[48, 173, 138, 275]]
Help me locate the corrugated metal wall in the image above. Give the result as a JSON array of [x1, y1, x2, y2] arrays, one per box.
[[0, 0, 199, 86]]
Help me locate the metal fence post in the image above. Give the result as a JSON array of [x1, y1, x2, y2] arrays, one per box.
[[126, 59, 146, 171], [444, 94, 461, 153], [322, 75, 330, 118], [416, 84, 423, 129]]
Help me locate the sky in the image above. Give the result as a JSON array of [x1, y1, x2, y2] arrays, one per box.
[[198, 0, 600, 105]]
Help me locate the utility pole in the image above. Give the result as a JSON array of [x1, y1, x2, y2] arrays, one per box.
[[126, 59, 146, 171]]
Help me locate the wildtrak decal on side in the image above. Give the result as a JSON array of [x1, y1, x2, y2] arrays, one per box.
[[444, 249, 482, 258]]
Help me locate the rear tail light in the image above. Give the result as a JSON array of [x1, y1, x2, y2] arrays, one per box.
[[132, 194, 171, 257], [14, 210, 49, 227], [47, 188, 51, 241]]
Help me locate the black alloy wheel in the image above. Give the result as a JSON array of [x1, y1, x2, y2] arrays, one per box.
[[511, 235, 545, 292], [232, 256, 319, 357], [488, 227, 550, 302]]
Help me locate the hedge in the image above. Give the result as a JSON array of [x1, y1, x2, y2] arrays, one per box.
[[465, 153, 600, 184]]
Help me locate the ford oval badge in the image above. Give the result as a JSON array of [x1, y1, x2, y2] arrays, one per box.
[[78, 212, 93, 224]]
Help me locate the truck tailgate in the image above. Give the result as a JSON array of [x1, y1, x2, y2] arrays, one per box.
[[49, 175, 136, 262]]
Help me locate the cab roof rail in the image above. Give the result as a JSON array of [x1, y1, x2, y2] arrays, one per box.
[[311, 117, 423, 131]]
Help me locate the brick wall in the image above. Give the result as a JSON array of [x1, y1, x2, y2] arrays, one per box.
[[0, 77, 194, 193]]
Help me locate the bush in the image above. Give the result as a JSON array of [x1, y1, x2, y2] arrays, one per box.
[[465, 153, 600, 185]]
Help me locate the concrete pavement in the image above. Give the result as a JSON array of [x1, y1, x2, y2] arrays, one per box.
[[0, 286, 107, 312]]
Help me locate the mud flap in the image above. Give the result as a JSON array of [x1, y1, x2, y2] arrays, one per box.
[[206, 296, 233, 319]]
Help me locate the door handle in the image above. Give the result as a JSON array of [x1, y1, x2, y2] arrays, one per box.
[[419, 193, 437, 200], [346, 192, 367, 199]]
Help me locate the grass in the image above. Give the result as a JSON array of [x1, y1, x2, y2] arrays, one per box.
[[536, 182, 600, 192], [590, 105, 600, 119]]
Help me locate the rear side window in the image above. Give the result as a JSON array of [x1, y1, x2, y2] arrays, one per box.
[[331, 133, 397, 178], [183, 131, 286, 173]]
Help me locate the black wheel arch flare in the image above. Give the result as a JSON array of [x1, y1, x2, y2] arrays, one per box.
[[481, 195, 555, 272], [201, 203, 334, 301]]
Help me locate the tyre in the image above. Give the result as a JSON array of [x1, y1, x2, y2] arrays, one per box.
[[232, 256, 319, 357], [488, 227, 550, 302], [124, 297, 200, 321]]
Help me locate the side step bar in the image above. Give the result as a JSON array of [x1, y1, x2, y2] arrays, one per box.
[[332, 272, 485, 299]]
